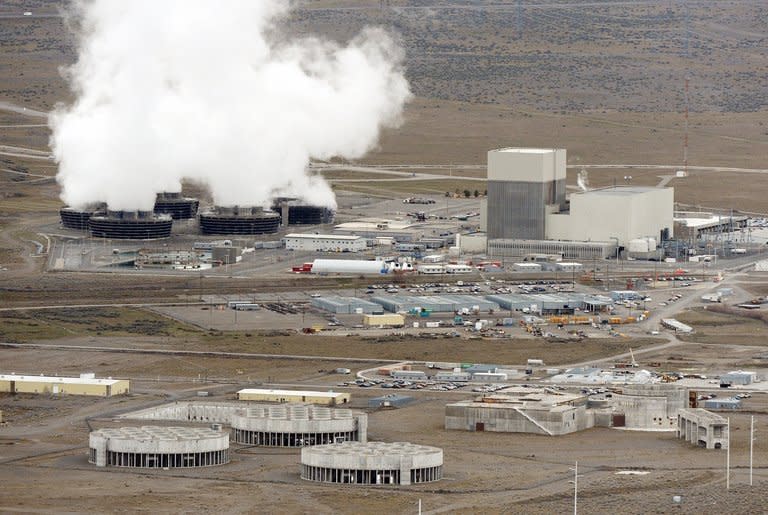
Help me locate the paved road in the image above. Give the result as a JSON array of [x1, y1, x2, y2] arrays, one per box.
[[0, 100, 48, 118], [0, 341, 401, 364], [316, 162, 768, 179]]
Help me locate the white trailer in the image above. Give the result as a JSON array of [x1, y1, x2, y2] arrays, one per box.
[[311, 259, 390, 275]]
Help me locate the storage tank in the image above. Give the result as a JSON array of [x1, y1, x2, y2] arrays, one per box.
[[646, 237, 657, 250], [628, 239, 649, 253], [311, 259, 389, 275]]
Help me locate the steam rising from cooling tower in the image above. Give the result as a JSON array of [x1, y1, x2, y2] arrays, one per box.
[[49, 0, 411, 212]]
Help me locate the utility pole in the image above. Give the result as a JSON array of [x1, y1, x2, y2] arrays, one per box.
[[750, 415, 755, 487], [726, 417, 731, 490]]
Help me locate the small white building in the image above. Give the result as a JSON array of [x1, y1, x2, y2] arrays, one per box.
[[284, 234, 367, 253]]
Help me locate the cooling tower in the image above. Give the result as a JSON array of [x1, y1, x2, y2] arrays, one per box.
[[198, 206, 281, 235], [88, 210, 173, 239], [271, 199, 335, 226], [153, 192, 200, 220], [59, 204, 106, 230]]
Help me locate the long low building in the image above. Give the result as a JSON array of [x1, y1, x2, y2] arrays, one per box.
[[284, 233, 367, 253], [0, 373, 130, 397], [236, 388, 350, 406], [370, 295, 499, 314], [486, 293, 612, 314], [311, 296, 384, 314]]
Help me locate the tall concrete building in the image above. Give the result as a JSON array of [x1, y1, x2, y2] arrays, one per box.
[[486, 148, 566, 240]]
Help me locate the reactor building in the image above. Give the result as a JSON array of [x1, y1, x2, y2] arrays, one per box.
[[481, 148, 674, 260]]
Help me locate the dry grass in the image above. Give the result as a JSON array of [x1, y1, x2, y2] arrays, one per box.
[[675, 306, 768, 345]]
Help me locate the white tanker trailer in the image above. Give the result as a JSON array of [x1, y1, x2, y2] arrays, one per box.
[[310, 259, 413, 275]]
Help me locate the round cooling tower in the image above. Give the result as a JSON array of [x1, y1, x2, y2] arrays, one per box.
[[271, 198, 335, 225], [59, 204, 106, 230], [153, 192, 200, 220], [198, 206, 281, 235], [89, 426, 229, 468], [301, 441, 443, 486], [88, 210, 173, 239]]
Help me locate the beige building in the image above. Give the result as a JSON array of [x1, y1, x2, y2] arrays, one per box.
[[362, 313, 405, 327], [0, 373, 130, 397], [236, 388, 350, 406]]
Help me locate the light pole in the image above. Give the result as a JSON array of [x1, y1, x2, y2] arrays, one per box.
[[569, 461, 578, 515], [750, 415, 755, 487], [726, 417, 731, 490]]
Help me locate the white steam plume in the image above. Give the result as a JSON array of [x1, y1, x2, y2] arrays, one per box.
[[50, 0, 411, 211]]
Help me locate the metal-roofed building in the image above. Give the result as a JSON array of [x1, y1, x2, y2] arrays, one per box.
[[703, 398, 741, 411], [236, 389, 350, 406], [370, 295, 499, 314], [311, 296, 384, 315], [284, 234, 367, 253], [0, 373, 130, 397], [486, 293, 611, 314]]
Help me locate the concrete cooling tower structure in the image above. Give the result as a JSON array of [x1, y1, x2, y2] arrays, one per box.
[[87, 210, 173, 239], [231, 404, 367, 447], [59, 204, 106, 230], [198, 206, 281, 235], [88, 426, 230, 468], [272, 198, 335, 226], [300, 441, 443, 485], [153, 192, 199, 220]]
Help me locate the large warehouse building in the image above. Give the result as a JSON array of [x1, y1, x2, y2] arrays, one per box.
[[482, 147, 674, 259], [236, 388, 350, 406], [0, 373, 130, 397]]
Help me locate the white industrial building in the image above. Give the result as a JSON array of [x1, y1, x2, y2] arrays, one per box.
[[284, 233, 367, 253], [483, 147, 674, 259], [89, 426, 230, 468], [231, 404, 367, 447], [546, 186, 674, 247], [300, 441, 443, 485]]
